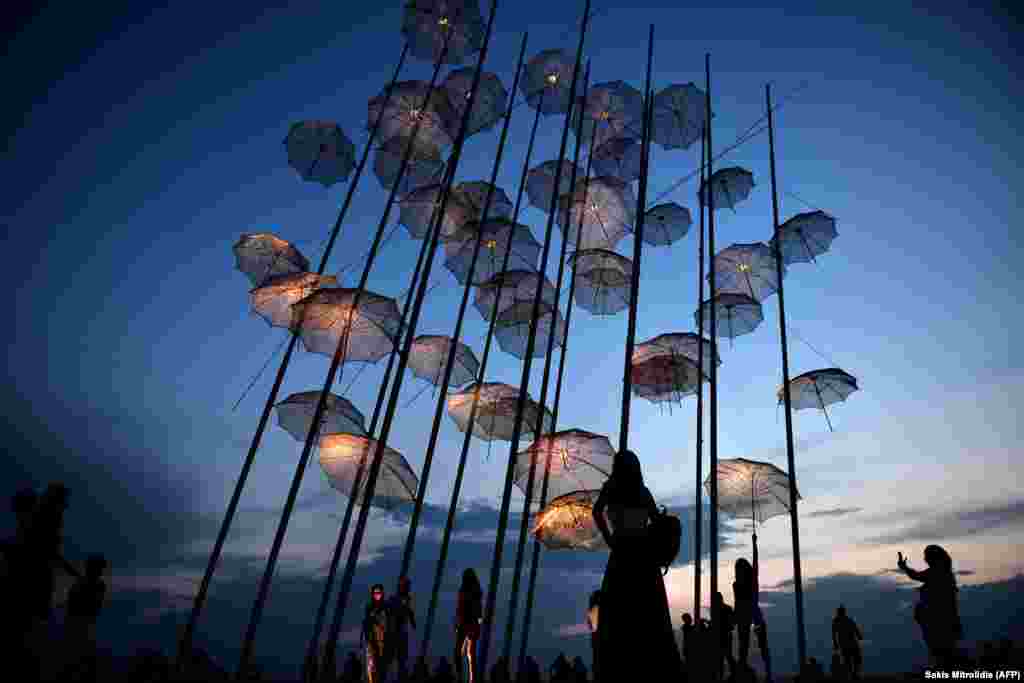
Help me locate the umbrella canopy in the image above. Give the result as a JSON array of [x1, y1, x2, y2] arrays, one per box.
[[781, 367, 859, 431], [398, 182, 476, 241], [650, 82, 706, 151], [573, 80, 645, 149], [570, 249, 633, 316], [451, 180, 514, 223], [630, 354, 702, 404], [695, 293, 764, 340], [494, 301, 566, 359], [372, 135, 445, 197], [367, 80, 456, 149], [250, 272, 338, 329], [291, 288, 402, 362], [284, 121, 357, 187], [443, 218, 540, 285], [234, 233, 310, 288], [473, 270, 557, 322], [711, 242, 786, 302], [515, 429, 614, 502], [401, 0, 486, 66], [531, 490, 608, 551], [443, 68, 508, 136], [556, 176, 636, 252], [525, 159, 579, 213], [699, 167, 755, 211], [520, 48, 578, 116], [633, 332, 720, 379], [408, 334, 480, 387], [446, 381, 554, 442], [770, 210, 839, 266], [591, 137, 643, 184], [318, 434, 418, 511], [705, 458, 799, 525], [643, 202, 692, 247], [275, 391, 367, 441]]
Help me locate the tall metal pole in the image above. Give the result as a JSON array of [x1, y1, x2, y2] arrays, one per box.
[[693, 123, 707, 622], [175, 41, 409, 675], [766, 81, 807, 670]]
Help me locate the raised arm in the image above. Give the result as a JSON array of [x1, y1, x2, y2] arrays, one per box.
[[593, 486, 613, 548]]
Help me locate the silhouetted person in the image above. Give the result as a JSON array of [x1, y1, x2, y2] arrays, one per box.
[[832, 605, 862, 679], [341, 651, 361, 683], [364, 583, 390, 683], [898, 546, 963, 669], [680, 612, 696, 669], [3, 490, 38, 675], [490, 655, 510, 683], [388, 575, 417, 682], [58, 553, 108, 681], [434, 656, 455, 683], [713, 591, 736, 680], [523, 655, 542, 683], [587, 589, 601, 680], [592, 450, 682, 680], [550, 653, 571, 683], [454, 568, 482, 683], [571, 655, 588, 683], [29, 483, 74, 619], [734, 554, 773, 682]]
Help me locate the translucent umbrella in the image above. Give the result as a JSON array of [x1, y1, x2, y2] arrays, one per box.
[[699, 167, 755, 211], [520, 48, 577, 116], [473, 270, 556, 322], [770, 210, 838, 266], [443, 68, 508, 136], [573, 80, 644, 149], [373, 135, 445, 196], [651, 83, 706, 151], [291, 288, 402, 362], [401, 0, 486, 66], [408, 335, 480, 387], [525, 160, 578, 213], [643, 202, 691, 247], [234, 233, 310, 287], [443, 218, 540, 284], [706, 458, 798, 526], [283, 121, 357, 187], [569, 249, 632, 316], [514, 429, 614, 502], [318, 434, 418, 511], [250, 273, 338, 329], [591, 137, 643, 184], [275, 391, 367, 441], [630, 354, 702, 404], [447, 382, 553, 442], [531, 490, 608, 551], [556, 176, 636, 251], [398, 182, 476, 240], [633, 332, 720, 379], [367, 81, 456, 150], [494, 302, 566, 359], [780, 368, 858, 432], [452, 180, 514, 223], [711, 242, 786, 302], [695, 292, 764, 343]]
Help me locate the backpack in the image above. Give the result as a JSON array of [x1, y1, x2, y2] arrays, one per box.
[[649, 506, 682, 575]]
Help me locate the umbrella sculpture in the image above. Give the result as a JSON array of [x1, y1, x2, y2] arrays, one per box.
[[769, 210, 839, 266], [408, 335, 480, 387], [650, 82, 706, 151], [643, 202, 691, 247], [290, 288, 403, 362], [573, 80, 645, 150], [520, 48, 577, 116], [780, 368, 859, 432], [452, 180, 514, 223], [250, 272, 338, 329], [367, 80, 457, 150], [591, 137, 644, 184], [514, 429, 614, 503], [711, 242, 786, 302], [556, 176, 637, 252], [372, 135, 445, 196], [446, 382, 553, 442], [444, 217, 541, 285], [234, 233, 310, 288], [473, 270, 557, 322], [283, 121, 357, 187], [275, 391, 367, 441], [569, 248, 633, 316], [531, 490, 607, 551], [696, 292, 764, 344], [633, 332, 720, 380], [318, 434, 418, 511], [494, 301, 566, 360], [401, 0, 486, 66], [443, 68, 508, 136], [630, 353, 703, 404], [525, 159, 579, 213], [398, 182, 476, 241], [698, 166, 756, 211]]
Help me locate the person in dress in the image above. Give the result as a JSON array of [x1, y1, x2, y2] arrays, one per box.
[[454, 568, 483, 683]]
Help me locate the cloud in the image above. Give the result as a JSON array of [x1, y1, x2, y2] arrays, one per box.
[[807, 507, 863, 518], [555, 623, 590, 638], [863, 499, 1024, 546]]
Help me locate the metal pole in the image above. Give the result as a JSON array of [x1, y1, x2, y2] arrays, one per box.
[[693, 123, 707, 623]]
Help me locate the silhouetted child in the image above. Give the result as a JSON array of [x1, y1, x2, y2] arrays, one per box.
[[713, 591, 736, 679], [832, 605, 862, 679], [572, 655, 588, 682], [364, 583, 390, 683], [898, 546, 963, 669], [388, 575, 417, 682], [58, 553, 108, 680]]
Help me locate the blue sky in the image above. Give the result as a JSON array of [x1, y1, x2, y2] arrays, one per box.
[[4, 0, 1022, 677]]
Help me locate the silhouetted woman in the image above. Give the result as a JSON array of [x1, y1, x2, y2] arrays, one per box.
[[592, 450, 682, 681], [898, 546, 963, 668], [735, 553, 773, 681], [454, 568, 483, 683]]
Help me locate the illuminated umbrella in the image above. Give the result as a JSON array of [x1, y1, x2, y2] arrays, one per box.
[[780, 368, 858, 432], [398, 182, 476, 241], [643, 202, 691, 247], [591, 137, 643, 184], [452, 180, 514, 223], [372, 135, 445, 196], [367, 81, 456, 149], [556, 176, 636, 252], [446, 382, 554, 442], [630, 354, 702, 404], [699, 167, 755, 211], [651, 83, 706, 151], [569, 249, 632, 316], [473, 270, 556, 322], [514, 429, 614, 502], [443, 218, 541, 285], [573, 80, 644, 149], [408, 335, 480, 387], [318, 434, 418, 511], [711, 242, 786, 302], [695, 293, 764, 343], [525, 160, 578, 213], [234, 233, 310, 287], [531, 490, 608, 551], [250, 272, 338, 329], [770, 210, 838, 266], [401, 0, 486, 66], [275, 391, 367, 441], [520, 49, 577, 116], [291, 288, 402, 362], [706, 458, 798, 526], [494, 302, 566, 360], [443, 68, 508, 136], [283, 121, 357, 187], [633, 332, 720, 379]]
